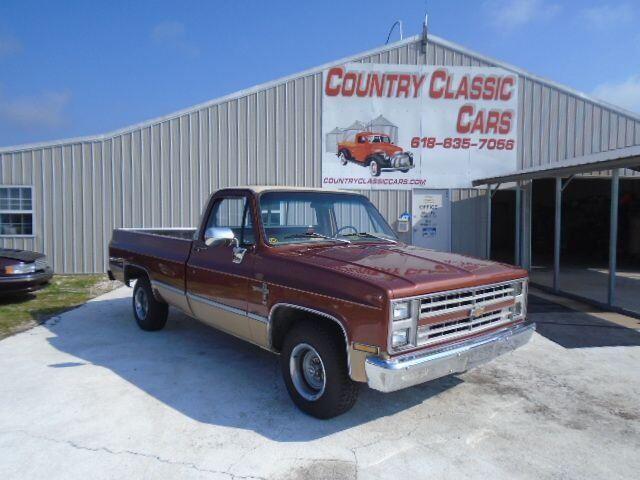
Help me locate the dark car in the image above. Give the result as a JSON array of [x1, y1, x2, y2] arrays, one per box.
[[0, 249, 53, 296]]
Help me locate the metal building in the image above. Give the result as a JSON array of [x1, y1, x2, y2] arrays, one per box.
[[1, 33, 639, 313]]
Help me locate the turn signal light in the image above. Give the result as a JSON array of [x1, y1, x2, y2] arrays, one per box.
[[4, 263, 36, 275]]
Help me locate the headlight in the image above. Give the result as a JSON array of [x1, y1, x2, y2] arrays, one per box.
[[391, 328, 410, 348], [392, 301, 411, 321], [513, 279, 527, 320], [513, 281, 523, 295], [5, 263, 37, 275], [34, 257, 49, 271]]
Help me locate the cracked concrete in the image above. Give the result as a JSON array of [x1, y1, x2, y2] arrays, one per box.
[[0, 286, 639, 479]]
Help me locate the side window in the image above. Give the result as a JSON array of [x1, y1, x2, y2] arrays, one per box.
[[205, 197, 255, 246], [0, 186, 33, 236]]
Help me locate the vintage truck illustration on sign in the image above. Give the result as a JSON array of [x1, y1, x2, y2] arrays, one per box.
[[109, 187, 533, 419], [337, 132, 415, 177]]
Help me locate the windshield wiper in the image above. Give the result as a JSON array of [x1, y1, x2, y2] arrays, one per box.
[[340, 232, 398, 243], [283, 232, 351, 244]]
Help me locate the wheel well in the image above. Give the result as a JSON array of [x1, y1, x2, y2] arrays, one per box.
[[123, 264, 148, 287], [339, 148, 351, 158], [365, 154, 380, 165], [270, 305, 348, 353]]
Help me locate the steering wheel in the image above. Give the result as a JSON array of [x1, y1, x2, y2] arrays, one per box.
[[336, 225, 358, 236]]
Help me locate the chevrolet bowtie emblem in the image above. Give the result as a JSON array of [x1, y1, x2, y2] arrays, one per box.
[[471, 305, 486, 317]]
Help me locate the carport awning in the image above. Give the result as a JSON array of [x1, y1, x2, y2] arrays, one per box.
[[472, 145, 640, 186]]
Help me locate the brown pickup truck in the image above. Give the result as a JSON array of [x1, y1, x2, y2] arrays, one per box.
[[109, 186, 533, 418]]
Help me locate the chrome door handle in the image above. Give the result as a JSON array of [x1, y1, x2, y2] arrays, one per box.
[[232, 247, 247, 264]]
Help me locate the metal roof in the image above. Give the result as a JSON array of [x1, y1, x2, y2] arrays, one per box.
[[472, 145, 640, 185], [2, 33, 640, 153]]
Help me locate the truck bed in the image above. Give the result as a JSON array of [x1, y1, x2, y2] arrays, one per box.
[[109, 228, 195, 292], [117, 228, 197, 240]]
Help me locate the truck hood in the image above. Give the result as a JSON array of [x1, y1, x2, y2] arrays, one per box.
[[375, 145, 403, 156], [288, 243, 527, 298]]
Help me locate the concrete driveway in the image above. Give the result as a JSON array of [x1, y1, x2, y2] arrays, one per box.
[[1, 286, 639, 480]]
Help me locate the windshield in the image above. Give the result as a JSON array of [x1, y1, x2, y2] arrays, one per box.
[[259, 191, 397, 246], [368, 135, 390, 143]]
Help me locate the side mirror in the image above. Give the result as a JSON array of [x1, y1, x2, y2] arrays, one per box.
[[204, 227, 238, 248]]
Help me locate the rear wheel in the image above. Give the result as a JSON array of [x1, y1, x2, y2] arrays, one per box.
[[132, 277, 168, 331], [338, 150, 349, 165], [281, 321, 359, 419]]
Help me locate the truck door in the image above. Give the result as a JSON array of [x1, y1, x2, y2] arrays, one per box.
[[186, 194, 256, 341]]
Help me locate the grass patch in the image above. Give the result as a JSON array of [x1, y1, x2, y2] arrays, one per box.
[[0, 275, 119, 338]]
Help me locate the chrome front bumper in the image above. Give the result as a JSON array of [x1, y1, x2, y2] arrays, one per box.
[[365, 323, 535, 393], [380, 165, 416, 172]]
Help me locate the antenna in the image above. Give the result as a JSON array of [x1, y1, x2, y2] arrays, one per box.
[[420, 11, 429, 53], [385, 20, 403, 44]]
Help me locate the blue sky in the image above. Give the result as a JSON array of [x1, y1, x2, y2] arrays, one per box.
[[1, 0, 639, 146]]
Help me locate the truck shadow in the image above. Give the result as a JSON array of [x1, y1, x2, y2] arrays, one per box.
[[43, 294, 462, 442]]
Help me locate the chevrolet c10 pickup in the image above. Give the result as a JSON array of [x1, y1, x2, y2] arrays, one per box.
[[109, 186, 533, 418]]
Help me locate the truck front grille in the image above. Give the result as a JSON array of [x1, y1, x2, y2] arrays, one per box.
[[416, 282, 518, 347]]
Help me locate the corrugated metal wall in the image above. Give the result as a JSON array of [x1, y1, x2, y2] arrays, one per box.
[[1, 35, 639, 273]]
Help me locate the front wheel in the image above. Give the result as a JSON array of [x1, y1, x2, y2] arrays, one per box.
[[369, 159, 381, 177], [338, 150, 349, 166], [281, 321, 359, 419], [132, 277, 168, 331]]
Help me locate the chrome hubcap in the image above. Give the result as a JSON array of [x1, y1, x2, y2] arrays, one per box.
[[134, 287, 148, 320], [290, 343, 326, 401], [370, 161, 378, 175]]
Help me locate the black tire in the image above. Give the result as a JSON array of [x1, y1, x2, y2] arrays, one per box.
[[338, 149, 349, 165], [132, 277, 168, 331], [400, 168, 409, 173], [280, 321, 359, 419]]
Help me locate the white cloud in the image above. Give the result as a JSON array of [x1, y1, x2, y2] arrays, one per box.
[[151, 21, 199, 58], [592, 76, 640, 114], [0, 34, 22, 58], [485, 0, 562, 29], [581, 3, 635, 29], [0, 88, 71, 130]]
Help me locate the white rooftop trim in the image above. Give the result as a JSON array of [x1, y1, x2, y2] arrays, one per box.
[[1, 33, 639, 154], [472, 145, 640, 185], [229, 185, 352, 194]]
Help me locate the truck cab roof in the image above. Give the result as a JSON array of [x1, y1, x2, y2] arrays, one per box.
[[221, 185, 352, 194]]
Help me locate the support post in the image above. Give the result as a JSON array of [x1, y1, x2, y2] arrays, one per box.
[[522, 181, 533, 271], [515, 186, 522, 266], [486, 185, 492, 259], [553, 177, 562, 293], [608, 168, 620, 306]]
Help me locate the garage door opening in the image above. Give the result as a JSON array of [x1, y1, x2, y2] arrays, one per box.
[[490, 189, 517, 264], [530, 176, 640, 314], [530, 179, 559, 288]]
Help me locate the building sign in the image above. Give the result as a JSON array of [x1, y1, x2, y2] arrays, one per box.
[[322, 63, 519, 190], [412, 189, 451, 251]]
